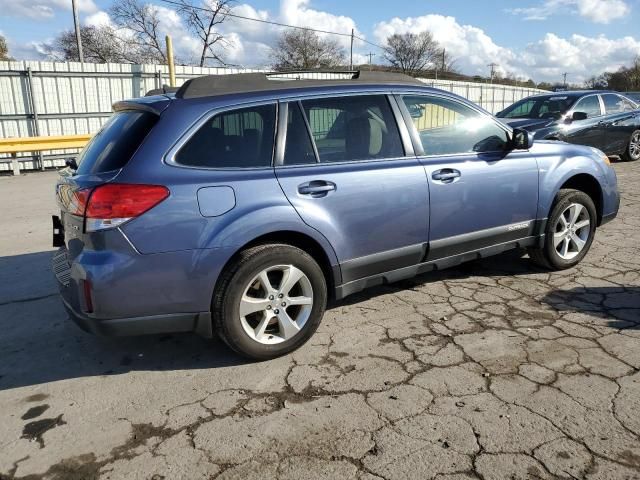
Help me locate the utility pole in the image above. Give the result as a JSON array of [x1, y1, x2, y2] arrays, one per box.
[[349, 29, 354, 70], [562, 72, 568, 88], [166, 35, 176, 87], [71, 0, 84, 64], [488, 62, 498, 84], [366, 52, 375, 71]]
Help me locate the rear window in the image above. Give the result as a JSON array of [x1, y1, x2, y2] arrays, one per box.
[[76, 111, 157, 175], [175, 104, 276, 168]]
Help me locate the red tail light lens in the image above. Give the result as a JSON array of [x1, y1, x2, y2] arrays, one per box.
[[86, 184, 169, 219], [84, 184, 169, 232]]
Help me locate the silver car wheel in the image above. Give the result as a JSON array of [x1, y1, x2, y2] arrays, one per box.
[[553, 203, 591, 261], [239, 264, 313, 345], [629, 131, 640, 160]]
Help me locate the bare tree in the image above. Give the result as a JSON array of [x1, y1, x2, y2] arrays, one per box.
[[271, 29, 346, 71], [110, 0, 166, 63], [48, 26, 125, 63], [383, 31, 440, 75], [0, 35, 11, 61], [44, 24, 166, 64], [177, 0, 233, 67]]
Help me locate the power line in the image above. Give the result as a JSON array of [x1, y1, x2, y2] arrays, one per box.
[[158, 0, 385, 50]]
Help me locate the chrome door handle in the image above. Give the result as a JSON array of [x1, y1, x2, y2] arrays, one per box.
[[298, 181, 336, 197], [432, 169, 461, 183]]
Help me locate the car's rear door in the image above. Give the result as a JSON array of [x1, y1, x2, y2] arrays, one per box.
[[274, 93, 430, 284], [599, 93, 639, 154], [396, 93, 539, 260]]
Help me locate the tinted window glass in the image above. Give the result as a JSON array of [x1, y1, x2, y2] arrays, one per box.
[[602, 94, 635, 114], [76, 111, 157, 175], [573, 96, 601, 118], [176, 104, 276, 168], [283, 103, 317, 165], [498, 95, 575, 119], [402, 95, 509, 155], [301, 95, 404, 162]]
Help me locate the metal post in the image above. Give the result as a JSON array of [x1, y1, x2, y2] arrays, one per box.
[[349, 29, 354, 70], [72, 0, 84, 64], [25, 67, 43, 170], [11, 153, 20, 176], [166, 35, 176, 87]]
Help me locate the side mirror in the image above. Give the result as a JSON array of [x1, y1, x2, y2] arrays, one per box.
[[511, 128, 533, 150], [65, 157, 78, 171], [571, 111, 588, 122]]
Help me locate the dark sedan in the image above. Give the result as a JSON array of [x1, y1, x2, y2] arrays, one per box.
[[496, 91, 640, 161]]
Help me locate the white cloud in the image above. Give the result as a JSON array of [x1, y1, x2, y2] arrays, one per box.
[[0, 0, 97, 20], [374, 15, 523, 78], [374, 13, 640, 83], [85, 11, 113, 28], [523, 33, 640, 81], [510, 0, 630, 24]]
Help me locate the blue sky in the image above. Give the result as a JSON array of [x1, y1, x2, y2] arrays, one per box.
[[1, 0, 639, 83]]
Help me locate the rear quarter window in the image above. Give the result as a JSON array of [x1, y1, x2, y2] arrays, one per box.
[[175, 104, 276, 168], [76, 111, 157, 175]]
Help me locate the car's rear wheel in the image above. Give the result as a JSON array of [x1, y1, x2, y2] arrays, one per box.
[[213, 244, 327, 360], [528, 189, 597, 270], [621, 129, 640, 162]]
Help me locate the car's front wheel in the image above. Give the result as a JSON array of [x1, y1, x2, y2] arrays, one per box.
[[528, 189, 597, 270], [213, 244, 327, 360], [621, 129, 640, 162]]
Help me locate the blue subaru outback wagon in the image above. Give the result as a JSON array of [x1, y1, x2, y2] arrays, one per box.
[[53, 71, 619, 359]]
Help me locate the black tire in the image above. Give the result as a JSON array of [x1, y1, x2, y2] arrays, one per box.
[[212, 243, 327, 360], [621, 129, 640, 162], [528, 189, 597, 270]]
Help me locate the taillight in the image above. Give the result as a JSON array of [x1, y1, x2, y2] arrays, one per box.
[[68, 188, 91, 216], [84, 184, 169, 232]]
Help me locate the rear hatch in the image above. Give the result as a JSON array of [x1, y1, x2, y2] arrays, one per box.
[[54, 98, 169, 262]]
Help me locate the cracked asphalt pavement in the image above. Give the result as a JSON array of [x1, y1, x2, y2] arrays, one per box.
[[0, 163, 639, 480]]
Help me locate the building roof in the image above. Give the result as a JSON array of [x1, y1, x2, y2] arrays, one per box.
[[174, 71, 425, 99]]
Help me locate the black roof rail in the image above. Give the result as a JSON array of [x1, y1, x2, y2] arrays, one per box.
[[175, 70, 424, 99]]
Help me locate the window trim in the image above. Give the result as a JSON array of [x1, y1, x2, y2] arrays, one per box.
[[165, 99, 279, 171], [395, 92, 513, 158], [274, 92, 414, 168], [569, 94, 604, 119]]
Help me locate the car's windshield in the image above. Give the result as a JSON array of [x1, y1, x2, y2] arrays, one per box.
[[497, 95, 577, 120]]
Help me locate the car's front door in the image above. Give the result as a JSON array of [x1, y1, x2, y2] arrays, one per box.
[[565, 94, 606, 149], [274, 94, 430, 284], [397, 94, 539, 260]]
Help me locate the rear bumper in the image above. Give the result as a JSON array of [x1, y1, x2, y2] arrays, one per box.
[[53, 247, 214, 338], [60, 296, 213, 337]]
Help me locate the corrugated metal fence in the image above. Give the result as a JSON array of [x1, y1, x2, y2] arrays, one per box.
[[0, 61, 547, 172]]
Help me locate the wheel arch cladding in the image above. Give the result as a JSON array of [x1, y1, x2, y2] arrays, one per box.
[[214, 230, 340, 302], [559, 174, 603, 224]]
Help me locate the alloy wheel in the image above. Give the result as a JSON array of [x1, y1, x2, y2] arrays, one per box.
[[553, 203, 591, 261], [239, 265, 314, 344]]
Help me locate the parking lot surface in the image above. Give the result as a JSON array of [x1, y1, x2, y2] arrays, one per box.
[[0, 164, 639, 480]]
